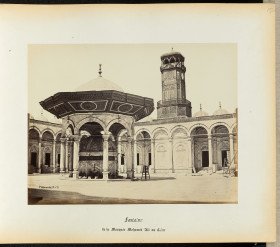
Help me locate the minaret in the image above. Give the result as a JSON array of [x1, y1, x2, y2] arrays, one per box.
[[157, 50, 192, 119]]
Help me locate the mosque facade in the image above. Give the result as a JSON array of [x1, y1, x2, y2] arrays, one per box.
[[28, 51, 238, 179]]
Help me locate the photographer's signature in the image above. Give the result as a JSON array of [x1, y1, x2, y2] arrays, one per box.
[[39, 185, 59, 189]]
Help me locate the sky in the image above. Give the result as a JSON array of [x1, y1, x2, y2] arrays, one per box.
[[28, 44, 237, 122]]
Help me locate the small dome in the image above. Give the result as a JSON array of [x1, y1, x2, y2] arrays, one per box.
[[76, 76, 124, 92], [193, 110, 209, 118], [213, 108, 229, 115], [193, 104, 209, 117], [213, 102, 229, 115]]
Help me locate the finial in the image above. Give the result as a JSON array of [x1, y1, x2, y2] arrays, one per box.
[[98, 64, 102, 77], [219, 101, 221, 109], [171, 47, 174, 51], [200, 104, 202, 111]]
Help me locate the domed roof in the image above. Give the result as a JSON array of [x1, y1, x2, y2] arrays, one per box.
[[76, 76, 124, 93], [161, 51, 182, 57], [213, 102, 229, 115], [193, 104, 209, 117], [193, 110, 209, 117]]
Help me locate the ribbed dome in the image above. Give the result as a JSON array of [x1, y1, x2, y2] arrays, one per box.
[[76, 76, 124, 93], [193, 110, 209, 118]]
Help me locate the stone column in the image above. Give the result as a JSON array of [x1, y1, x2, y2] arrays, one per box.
[[208, 135, 214, 172], [52, 140, 56, 173], [72, 135, 80, 179], [102, 133, 110, 180], [229, 134, 234, 169], [133, 138, 137, 174], [169, 138, 174, 173], [117, 137, 122, 173], [151, 139, 156, 173], [65, 139, 69, 173], [126, 137, 133, 179], [186, 137, 192, 175], [38, 138, 42, 173], [60, 138, 66, 173], [191, 138, 194, 170]]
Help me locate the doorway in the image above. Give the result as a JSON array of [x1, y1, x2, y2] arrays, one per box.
[[45, 153, 51, 167], [31, 152, 37, 167], [202, 151, 209, 167], [221, 150, 228, 167]]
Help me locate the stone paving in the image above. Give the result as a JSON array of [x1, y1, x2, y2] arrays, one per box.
[[28, 172, 238, 204]]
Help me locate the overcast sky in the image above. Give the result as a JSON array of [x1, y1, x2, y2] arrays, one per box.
[[28, 44, 237, 122]]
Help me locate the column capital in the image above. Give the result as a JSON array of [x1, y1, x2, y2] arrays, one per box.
[[229, 133, 234, 139], [72, 135, 81, 142], [60, 137, 67, 143], [186, 136, 192, 142], [102, 133, 110, 142], [127, 136, 133, 143]]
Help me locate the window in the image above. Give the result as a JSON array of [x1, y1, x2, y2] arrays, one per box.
[[148, 153, 151, 166], [137, 153, 140, 166], [31, 152, 37, 167]]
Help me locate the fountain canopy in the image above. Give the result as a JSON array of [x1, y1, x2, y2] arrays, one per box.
[[40, 67, 154, 121]]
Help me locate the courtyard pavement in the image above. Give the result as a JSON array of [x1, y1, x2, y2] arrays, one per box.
[[28, 172, 238, 204]]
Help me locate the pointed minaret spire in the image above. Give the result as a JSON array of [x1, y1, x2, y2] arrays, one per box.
[[200, 104, 202, 111], [219, 101, 222, 109], [171, 47, 174, 52], [98, 64, 102, 77]]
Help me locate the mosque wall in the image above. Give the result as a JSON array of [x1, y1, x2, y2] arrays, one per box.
[[28, 112, 237, 177], [134, 113, 237, 173]]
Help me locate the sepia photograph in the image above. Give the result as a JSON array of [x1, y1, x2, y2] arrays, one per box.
[[28, 44, 238, 204], [0, 4, 275, 243]]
